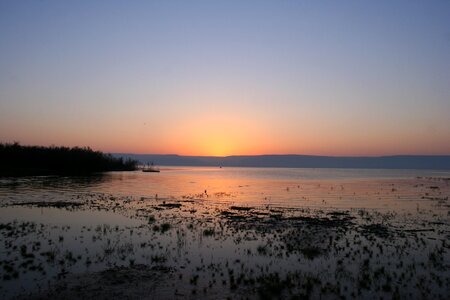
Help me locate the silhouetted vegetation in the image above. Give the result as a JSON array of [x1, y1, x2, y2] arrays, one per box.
[[0, 143, 137, 176]]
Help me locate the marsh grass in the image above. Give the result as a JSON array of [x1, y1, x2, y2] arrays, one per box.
[[1, 176, 449, 300]]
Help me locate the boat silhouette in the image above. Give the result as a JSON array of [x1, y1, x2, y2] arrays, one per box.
[[142, 162, 160, 173]]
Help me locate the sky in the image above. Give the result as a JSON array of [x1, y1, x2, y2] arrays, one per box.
[[1, 0, 449, 156]]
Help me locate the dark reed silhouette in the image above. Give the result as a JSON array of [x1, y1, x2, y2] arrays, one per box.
[[0, 143, 137, 176]]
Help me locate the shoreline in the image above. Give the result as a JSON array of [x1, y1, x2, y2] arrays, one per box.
[[1, 175, 449, 299]]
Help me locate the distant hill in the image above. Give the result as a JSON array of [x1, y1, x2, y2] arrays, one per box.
[[113, 154, 450, 170]]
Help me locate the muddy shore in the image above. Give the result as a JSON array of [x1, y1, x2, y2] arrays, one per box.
[[0, 176, 449, 299]]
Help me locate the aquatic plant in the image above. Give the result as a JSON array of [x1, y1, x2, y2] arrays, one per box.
[[203, 228, 215, 236]]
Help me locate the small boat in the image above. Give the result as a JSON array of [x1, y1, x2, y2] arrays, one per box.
[[142, 167, 160, 172], [142, 162, 160, 173]]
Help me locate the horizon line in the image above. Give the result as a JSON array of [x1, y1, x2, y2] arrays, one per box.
[[5, 142, 450, 157], [113, 152, 450, 158]]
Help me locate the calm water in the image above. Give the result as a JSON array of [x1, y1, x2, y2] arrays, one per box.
[[0, 167, 449, 299], [1, 167, 450, 210]]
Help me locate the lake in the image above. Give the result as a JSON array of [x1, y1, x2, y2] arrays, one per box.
[[0, 167, 449, 299]]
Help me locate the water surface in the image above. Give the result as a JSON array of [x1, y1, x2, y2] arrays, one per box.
[[0, 167, 449, 299]]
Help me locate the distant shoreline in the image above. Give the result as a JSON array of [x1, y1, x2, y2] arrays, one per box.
[[114, 153, 450, 170], [0, 143, 138, 177]]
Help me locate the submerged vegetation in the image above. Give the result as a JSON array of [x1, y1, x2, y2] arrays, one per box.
[[0, 143, 137, 176], [0, 170, 449, 299]]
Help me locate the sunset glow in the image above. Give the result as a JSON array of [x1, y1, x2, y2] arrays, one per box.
[[1, 1, 449, 156], [1, 2, 450, 298]]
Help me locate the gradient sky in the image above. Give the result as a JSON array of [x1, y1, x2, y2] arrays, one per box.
[[1, 1, 449, 156]]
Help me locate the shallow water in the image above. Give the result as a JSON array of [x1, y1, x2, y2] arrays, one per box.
[[0, 167, 449, 299], [2, 167, 450, 208]]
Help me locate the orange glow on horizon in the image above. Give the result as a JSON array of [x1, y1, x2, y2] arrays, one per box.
[[157, 114, 275, 157], [4, 112, 450, 157]]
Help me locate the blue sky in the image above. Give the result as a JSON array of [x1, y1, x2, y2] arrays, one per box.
[[1, 1, 449, 155]]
